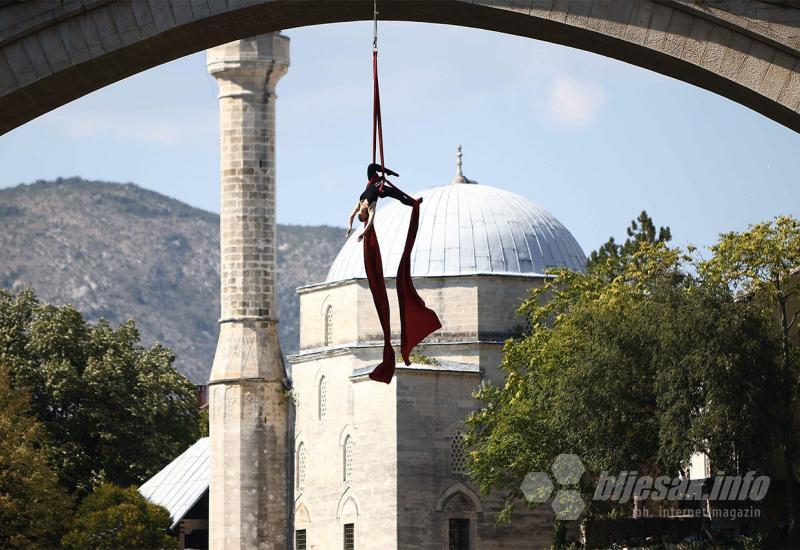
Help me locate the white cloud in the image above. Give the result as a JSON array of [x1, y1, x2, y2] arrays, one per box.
[[546, 75, 605, 127]]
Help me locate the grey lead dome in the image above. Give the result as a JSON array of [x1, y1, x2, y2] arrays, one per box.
[[326, 163, 586, 282]]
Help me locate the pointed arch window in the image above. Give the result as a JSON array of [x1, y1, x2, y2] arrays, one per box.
[[297, 443, 307, 488], [343, 435, 354, 482], [451, 431, 467, 475], [318, 376, 328, 420], [325, 305, 334, 346]]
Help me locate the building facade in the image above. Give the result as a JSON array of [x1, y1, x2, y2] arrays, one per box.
[[290, 151, 587, 549]]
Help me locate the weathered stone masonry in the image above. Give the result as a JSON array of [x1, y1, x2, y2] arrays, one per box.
[[206, 33, 290, 550], [1, 1, 799, 134]]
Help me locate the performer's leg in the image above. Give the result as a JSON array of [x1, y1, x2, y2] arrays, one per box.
[[382, 184, 419, 207]]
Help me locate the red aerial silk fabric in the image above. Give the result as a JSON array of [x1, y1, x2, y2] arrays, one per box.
[[363, 222, 395, 384], [365, 201, 442, 384], [363, 48, 441, 383]]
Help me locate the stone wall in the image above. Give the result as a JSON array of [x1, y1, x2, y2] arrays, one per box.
[[2, 0, 799, 134], [292, 353, 398, 550]]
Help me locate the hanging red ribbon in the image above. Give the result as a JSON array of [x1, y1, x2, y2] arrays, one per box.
[[363, 22, 441, 384], [372, 50, 386, 193]]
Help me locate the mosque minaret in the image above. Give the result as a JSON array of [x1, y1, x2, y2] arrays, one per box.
[[206, 33, 291, 550]]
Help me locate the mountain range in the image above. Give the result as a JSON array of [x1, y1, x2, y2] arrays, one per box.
[[0, 178, 342, 382]]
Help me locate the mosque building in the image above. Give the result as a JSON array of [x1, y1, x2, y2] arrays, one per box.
[[139, 33, 590, 550], [289, 147, 587, 549]]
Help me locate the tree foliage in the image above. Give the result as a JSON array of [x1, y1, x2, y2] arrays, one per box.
[[467, 237, 785, 522], [0, 289, 203, 496], [699, 215, 800, 536], [0, 366, 71, 549], [61, 483, 177, 550], [587, 210, 672, 274]]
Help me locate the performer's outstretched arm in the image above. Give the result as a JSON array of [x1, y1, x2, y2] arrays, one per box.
[[358, 202, 377, 241], [346, 201, 361, 238]]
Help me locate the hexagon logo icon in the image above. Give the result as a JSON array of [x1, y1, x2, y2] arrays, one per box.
[[551, 454, 585, 486], [551, 489, 586, 521], [520, 471, 553, 504]]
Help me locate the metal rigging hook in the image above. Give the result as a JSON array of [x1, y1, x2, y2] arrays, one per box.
[[373, 0, 379, 52]]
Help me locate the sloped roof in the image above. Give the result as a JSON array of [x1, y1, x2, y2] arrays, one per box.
[[139, 437, 209, 530]]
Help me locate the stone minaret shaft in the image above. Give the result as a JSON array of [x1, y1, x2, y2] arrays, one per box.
[[206, 33, 290, 550]]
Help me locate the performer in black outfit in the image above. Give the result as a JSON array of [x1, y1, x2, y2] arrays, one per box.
[[346, 163, 421, 240]]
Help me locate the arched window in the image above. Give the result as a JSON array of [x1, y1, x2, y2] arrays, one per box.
[[297, 443, 306, 488], [324, 305, 334, 346], [451, 431, 467, 475], [343, 435, 354, 482], [318, 376, 328, 420]]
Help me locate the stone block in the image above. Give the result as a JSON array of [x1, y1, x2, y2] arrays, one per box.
[[130, 1, 157, 40], [624, 1, 654, 45], [56, 18, 91, 65], [77, 13, 105, 59], [109, 3, 142, 46], [171, 0, 196, 26], [190, 0, 211, 19], [719, 33, 751, 81], [777, 59, 800, 112], [0, 52, 17, 94], [148, 0, 176, 33], [737, 41, 774, 92], [89, 8, 123, 52], [20, 34, 51, 79], [682, 16, 713, 66], [643, 3, 673, 52]]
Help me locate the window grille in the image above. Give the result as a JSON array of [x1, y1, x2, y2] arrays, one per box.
[[325, 305, 333, 346], [297, 443, 306, 487], [343, 523, 354, 550], [344, 436, 354, 481], [444, 492, 475, 512], [296, 529, 307, 550], [319, 376, 327, 419], [451, 431, 467, 475]]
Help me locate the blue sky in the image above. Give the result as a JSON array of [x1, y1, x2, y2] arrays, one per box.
[[1, 21, 798, 255]]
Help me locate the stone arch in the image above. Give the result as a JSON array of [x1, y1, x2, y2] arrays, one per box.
[[435, 482, 482, 513], [338, 424, 354, 446], [336, 488, 360, 519], [294, 502, 311, 524], [1, 1, 799, 135], [319, 294, 332, 316]]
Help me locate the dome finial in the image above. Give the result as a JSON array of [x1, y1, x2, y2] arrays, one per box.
[[451, 144, 472, 184]]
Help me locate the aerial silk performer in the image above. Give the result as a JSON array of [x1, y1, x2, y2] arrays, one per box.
[[344, 6, 441, 384]]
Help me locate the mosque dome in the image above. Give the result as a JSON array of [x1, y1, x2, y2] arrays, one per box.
[[325, 147, 586, 283]]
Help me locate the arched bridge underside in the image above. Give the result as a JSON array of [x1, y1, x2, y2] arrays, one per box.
[[1, 0, 799, 134]]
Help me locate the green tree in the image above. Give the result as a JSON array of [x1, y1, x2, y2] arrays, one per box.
[[654, 281, 781, 477], [700, 215, 800, 537], [0, 289, 202, 496], [587, 210, 672, 273], [61, 483, 177, 550], [0, 366, 71, 549], [467, 243, 782, 525]]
